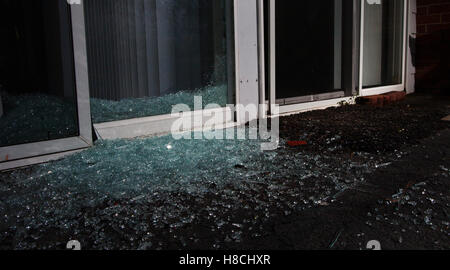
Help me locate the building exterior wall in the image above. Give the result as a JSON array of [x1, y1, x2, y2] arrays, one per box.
[[416, 0, 450, 92], [0, 93, 3, 117], [417, 0, 450, 35]]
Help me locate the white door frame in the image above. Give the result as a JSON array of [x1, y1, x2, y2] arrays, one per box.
[[358, 0, 409, 97], [262, 0, 411, 115], [268, 0, 277, 116], [257, 0, 267, 119], [0, 3, 93, 171], [263, 0, 355, 116]]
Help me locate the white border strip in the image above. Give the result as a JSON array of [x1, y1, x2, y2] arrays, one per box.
[[0, 149, 85, 172], [94, 107, 233, 140]]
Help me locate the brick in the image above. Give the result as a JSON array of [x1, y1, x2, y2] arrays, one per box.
[[356, 92, 406, 107], [417, 14, 442, 24], [418, 6, 428, 16], [356, 95, 382, 107], [417, 25, 427, 33], [418, 0, 448, 7], [428, 3, 450, 14], [443, 13, 450, 23], [427, 23, 450, 32]]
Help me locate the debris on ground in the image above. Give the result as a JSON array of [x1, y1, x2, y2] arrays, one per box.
[[287, 141, 308, 147], [0, 93, 78, 147], [0, 94, 449, 250]]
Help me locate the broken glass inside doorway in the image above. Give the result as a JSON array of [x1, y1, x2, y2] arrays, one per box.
[[0, 0, 79, 147], [84, 0, 235, 124]]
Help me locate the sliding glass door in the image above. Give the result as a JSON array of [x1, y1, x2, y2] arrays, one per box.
[[360, 0, 407, 96], [263, 0, 409, 114]]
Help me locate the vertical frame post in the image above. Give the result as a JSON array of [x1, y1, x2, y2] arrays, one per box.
[[234, 0, 260, 124], [268, 0, 276, 115], [70, 1, 93, 144], [257, 0, 266, 119], [358, 0, 409, 96], [406, 0, 417, 94]]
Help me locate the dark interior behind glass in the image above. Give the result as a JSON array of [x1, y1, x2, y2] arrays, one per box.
[[0, 0, 79, 147], [264, 0, 353, 103]]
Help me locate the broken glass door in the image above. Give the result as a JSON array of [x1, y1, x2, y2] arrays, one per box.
[[0, 0, 92, 170], [0, 0, 79, 147], [83, 0, 235, 124]]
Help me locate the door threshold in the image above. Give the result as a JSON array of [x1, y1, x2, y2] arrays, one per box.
[[276, 91, 346, 106]]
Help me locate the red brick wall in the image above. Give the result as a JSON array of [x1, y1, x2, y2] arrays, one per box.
[[416, 0, 450, 93], [417, 0, 450, 36]]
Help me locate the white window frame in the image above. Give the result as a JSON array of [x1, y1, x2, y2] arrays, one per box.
[[263, 0, 357, 116], [0, 3, 93, 171], [358, 0, 409, 97], [261, 0, 412, 116], [92, 0, 254, 139]]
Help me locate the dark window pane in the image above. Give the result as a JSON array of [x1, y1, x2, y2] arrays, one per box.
[[273, 0, 350, 101], [0, 0, 79, 147]]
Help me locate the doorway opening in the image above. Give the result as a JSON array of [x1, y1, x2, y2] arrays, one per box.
[[359, 0, 407, 96], [263, 0, 355, 108]]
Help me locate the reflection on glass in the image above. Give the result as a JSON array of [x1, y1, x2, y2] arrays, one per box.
[[272, 0, 351, 100], [363, 0, 404, 88], [84, 0, 234, 123], [0, 0, 79, 147]]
